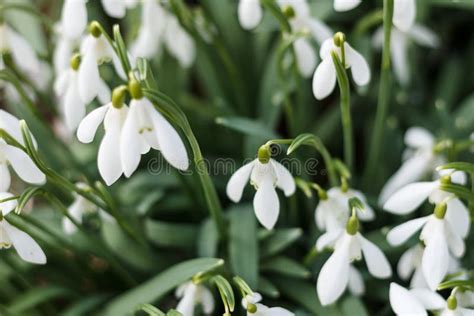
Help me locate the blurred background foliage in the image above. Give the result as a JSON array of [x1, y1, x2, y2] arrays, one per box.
[[0, 0, 473, 315]]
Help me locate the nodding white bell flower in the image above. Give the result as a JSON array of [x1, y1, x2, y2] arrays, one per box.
[[440, 305, 474, 316], [164, 15, 196, 68], [238, 0, 263, 30], [77, 100, 129, 186], [373, 24, 439, 85], [54, 56, 111, 132], [0, 24, 40, 77], [242, 292, 294, 316], [101, 0, 138, 18], [389, 283, 445, 316], [53, 22, 79, 75], [315, 187, 374, 232], [316, 217, 392, 305], [312, 36, 370, 100], [0, 196, 46, 264], [175, 281, 214, 316], [120, 87, 189, 177], [379, 127, 444, 205], [226, 152, 296, 230], [457, 290, 474, 309], [334, 0, 416, 32], [60, 0, 88, 40], [386, 199, 467, 290]]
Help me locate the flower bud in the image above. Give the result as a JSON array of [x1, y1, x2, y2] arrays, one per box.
[[70, 54, 81, 71], [88, 21, 102, 38], [434, 202, 447, 219], [258, 144, 271, 164], [333, 32, 345, 47], [447, 295, 457, 310], [128, 78, 143, 100], [346, 216, 359, 235], [111, 85, 128, 108], [247, 303, 257, 313], [281, 5, 295, 19]]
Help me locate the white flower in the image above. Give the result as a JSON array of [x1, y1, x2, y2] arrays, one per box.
[[315, 187, 374, 232], [77, 102, 129, 185], [226, 158, 296, 230], [316, 228, 392, 305], [373, 24, 439, 85], [53, 23, 78, 75], [164, 15, 196, 68], [312, 37, 370, 100], [238, 0, 263, 30], [440, 306, 474, 316], [389, 283, 445, 316], [242, 292, 294, 316], [120, 96, 189, 176], [60, 0, 88, 40], [379, 127, 443, 205], [101, 0, 137, 18], [175, 282, 214, 316], [334, 0, 416, 32], [0, 196, 46, 264]]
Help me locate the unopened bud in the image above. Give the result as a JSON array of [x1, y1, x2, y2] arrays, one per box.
[[88, 21, 102, 38], [281, 5, 295, 18], [70, 54, 81, 71], [346, 216, 359, 235], [258, 144, 271, 164], [434, 202, 447, 219], [333, 32, 345, 47]]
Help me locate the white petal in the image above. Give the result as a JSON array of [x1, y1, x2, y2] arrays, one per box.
[[176, 287, 196, 316], [445, 198, 470, 239], [383, 182, 437, 214], [164, 17, 196, 68], [147, 100, 189, 170], [345, 43, 370, 86], [387, 216, 429, 246], [61, 0, 87, 39], [316, 229, 343, 251], [262, 306, 294, 316], [294, 39, 317, 78], [253, 179, 279, 230], [2, 220, 46, 264], [0, 192, 17, 216], [359, 234, 392, 278], [3, 144, 46, 185], [64, 74, 85, 131], [53, 37, 74, 74], [199, 287, 215, 314], [271, 159, 295, 197], [410, 266, 428, 289], [393, 0, 416, 32], [226, 161, 255, 202], [101, 0, 126, 18], [312, 57, 336, 100], [78, 48, 100, 104], [7, 27, 40, 75], [307, 19, 333, 44], [98, 111, 123, 185], [0, 163, 11, 192], [391, 29, 410, 85], [97, 78, 111, 105], [407, 24, 440, 48], [0, 109, 23, 143], [397, 247, 416, 280], [410, 288, 446, 310], [405, 127, 435, 148], [238, 0, 262, 30], [445, 221, 465, 258], [317, 243, 350, 305], [120, 101, 142, 177], [422, 221, 449, 290], [348, 266, 365, 296], [63, 198, 84, 234], [54, 71, 70, 97], [77, 105, 108, 143], [334, 0, 361, 11], [389, 283, 427, 315]]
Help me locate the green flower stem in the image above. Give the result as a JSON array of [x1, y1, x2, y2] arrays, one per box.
[[354, 9, 384, 34], [365, 0, 394, 182], [330, 51, 354, 172]]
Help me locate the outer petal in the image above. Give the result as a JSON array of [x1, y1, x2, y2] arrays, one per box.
[[64, 74, 85, 131], [345, 43, 370, 86], [7, 27, 40, 75], [164, 17, 196, 68], [391, 29, 410, 85], [226, 161, 255, 202], [0, 163, 11, 192], [63, 198, 83, 234], [294, 39, 317, 78], [386, 216, 429, 246], [408, 24, 440, 48], [445, 198, 470, 239], [101, 0, 127, 18], [3, 144, 46, 185], [97, 78, 111, 105], [61, 0, 87, 39], [312, 57, 336, 100], [389, 283, 427, 316], [0, 192, 18, 216], [78, 48, 100, 104], [410, 288, 446, 310], [199, 287, 215, 314], [317, 243, 350, 305], [316, 229, 343, 251], [359, 234, 392, 278], [445, 221, 465, 258], [348, 266, 365, 296], [2, 220, 46, 264], [383, 182, 437, 214], [77, 105, 108, 143], [238, 0, 263, 30], [98, 111, 123, 185], [0, 109, 23, 143], [253, 179, 280, 230], [422, 221, 449, 290], [397, 247, 416, 280], [334, 0, 361, 11], [271, 159, 296, 197], [393, 0, 416, 32], [120, 101, 142, 177], [307, 18, 333, 44], [405, 127, 435, 148], [176, 285, 197, 316]]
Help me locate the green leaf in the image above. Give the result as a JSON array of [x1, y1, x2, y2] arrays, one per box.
[[438, 279, 474, 291], [145, 219, 197, 249], [437, 162, 474, 175], [7, 286, 75, 314], [257, 277, 280, 298], [198, 218, 219, 257], [62, 295, 109, 316], [341, 297, 369, 316], [440, 184, 474, 203], [260, 228, 303, 258], [430, 0, 474, 9], [212, 275, 235, 312], [261, 257, 310, 279], [103, 258, 224, 316], [166, 310, 183, 316], [228, 205, 259, 288], [215, 116, 279, 139], [135, 303, 165, 316]]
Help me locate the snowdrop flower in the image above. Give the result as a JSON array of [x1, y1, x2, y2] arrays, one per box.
[[101, 0, 137, 18], [242, 292, 294, 316], [334, 0, 416, 32], [164, 15, 196, 68], [60, 0, 88, 40], [315, 187, 374, 232], [226, 145, 296, 230], [373, 24, 439, 85], [389, 283, 445, 315], [379, 127, 444, 205], [55, 54, 110, 132], [238, 0, 263, 30], [120, 79, 189, 177], [312, 33, 370, 100], [0, 196, 46, 264], [386, 199, 468, 290], [175, 281, 214, 316], [316, 215, 392, 305], [440, 295, 474, 316]]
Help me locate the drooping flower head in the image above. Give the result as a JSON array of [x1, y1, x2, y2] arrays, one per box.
[[175, 281, 214, 316], [242, 292, 294, 316], [389, 283, 445, 315]]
